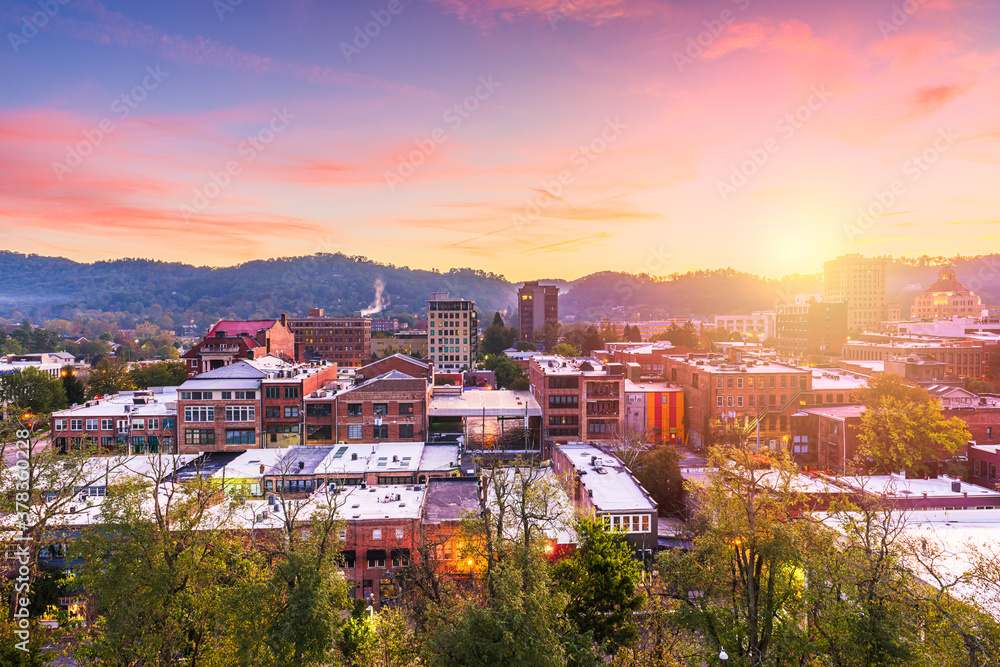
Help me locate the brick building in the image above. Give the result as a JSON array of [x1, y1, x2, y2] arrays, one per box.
[[176, 356, 338, 454], [518, 281, 559, 343], [52, 388, 179, 454], [303, 370, 429, 445], [823, 254, 888, 330], [356, 354, 432, 382], [842, 337, 986, 379], [181, 318, 295, 376], [529, 356, 625, 446], [285, 309, 372, 368], [790, 405, 864, 472], [551, 444, 657, 552], [911, 267, 983, 319], [775, 300, 848, 360], [623, 380, 685, 445], [662, 353, 812, 451]]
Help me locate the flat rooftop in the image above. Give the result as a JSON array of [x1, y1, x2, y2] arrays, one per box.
[[428, 390, 541, 418], [53, 388, 179, 418], [800, 405, 866, 420], [832, 474, 1000, 500], [556, 444, 656, 513], [810, 369, 869, 391]]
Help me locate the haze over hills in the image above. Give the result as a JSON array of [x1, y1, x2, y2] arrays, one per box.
[[1, 251, 998, 330]]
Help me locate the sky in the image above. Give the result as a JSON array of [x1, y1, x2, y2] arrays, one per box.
[[1, 0, 999, 281]]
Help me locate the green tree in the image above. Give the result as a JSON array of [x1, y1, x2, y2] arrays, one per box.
[[532, 323, 561, 351], [61, 365, 85, 405], [632, 446, 685, 518], [553, 517, 645, 653], [86, 357, 133, 397], [0, 366, 68, 415], [481, 312, 520, 356], [127, 360, 189, 389], [516, 341, 538, 352], [552, 343, 579, 357], [482, 355, 527, 389], [855, 374, 969, 475]]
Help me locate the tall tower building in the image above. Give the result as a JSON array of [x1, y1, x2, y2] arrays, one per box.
[[426, 293, 478, 371], [518, 281, 559, 343], [911, 267, 983, 319], [823, 254, 888, 330]]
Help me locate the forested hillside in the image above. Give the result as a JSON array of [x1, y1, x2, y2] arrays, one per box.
[[2, 251, 998, 331]]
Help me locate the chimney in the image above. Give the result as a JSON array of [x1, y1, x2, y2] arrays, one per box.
[[281, 313, 287, 327], [259, 464, 265, 474], [298, 460, 305, 470]]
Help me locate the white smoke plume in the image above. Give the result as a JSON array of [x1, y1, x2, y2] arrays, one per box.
[[360, 278, 390, 316]]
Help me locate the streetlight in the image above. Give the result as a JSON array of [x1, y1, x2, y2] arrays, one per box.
[[719, 646, 728, 662]]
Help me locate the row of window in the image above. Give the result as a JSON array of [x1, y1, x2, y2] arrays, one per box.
[[716, 394, 786, 409], [548, 395, 579, 409], [347, 403, 414, 416], [265, 386, 300, 399], [265, 406, 299, 419], [55, 418, 174, 431], [601, 514, 651, 534], [184, 406, 259, 422], [346, 424, 415, 439], [716, 374, 804, 390], [180, 390, 257, 400]]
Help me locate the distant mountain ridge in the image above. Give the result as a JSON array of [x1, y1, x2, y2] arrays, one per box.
[[1, 251, 997, 330]]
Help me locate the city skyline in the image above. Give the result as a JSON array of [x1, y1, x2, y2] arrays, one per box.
[[2, 0, 1000, 281]]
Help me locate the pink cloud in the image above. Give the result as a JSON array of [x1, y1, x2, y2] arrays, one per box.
[[701, 20, 820, 60]]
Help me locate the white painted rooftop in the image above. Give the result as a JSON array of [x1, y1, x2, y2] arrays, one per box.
[[556, 444, 656, 513]]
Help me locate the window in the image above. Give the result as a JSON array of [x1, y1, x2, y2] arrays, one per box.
[[226, 429, 255, 445], [54, 419, 66, 431], [727, 396, 734, 407], [163, 418, 174, 430], [769, 395, 776, 406], [737, 377, 744, 390], [131, 419, 144, 430], [347, 403, 363, 416], [548, 395, 579, 409], [306, 403, 331, 417], [373, 403, 388, 416], [100, 419, 113, 431], [749, 395, 755, 408], [769, 376, 775, 389], [147, 418, 159, 430], [284, 387, 299, 399], [395, 528, 404, 539], [974, 459, 981, 477], [348, 424, 362, 440], [284, 406, 299, 418], [266, 386, 280, 399], [692, 373, 699, 389], [373, 529, 382, 540], [85, 419, 99, 430], [373, 425, 388, 439], [185, 406, 215, 422], [391, 548, 410, 567], [602, 513, 650, 534], [790, 376, 797, 389], [727, 377, 733, 389], [399, 403, 414, 415], [399, 424, 414, 439], [266, 406, 280, 419], [225, 405, 254, 422], [737, 396, 744, 408], [221, 391, 232, 399], [716, 377, 724, 389], [185, 428, 215, 445], [989, 427, 994, 441], [70, 419, 83, 431], [367, 551, 386, 568], [748, 377, 755, 389], [716, 396, 723, 407]]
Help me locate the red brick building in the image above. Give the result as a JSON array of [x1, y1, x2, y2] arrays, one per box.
[[355, 354, 432, 382], [529, 356, 625, 446], [662, 353, 812, 451], [176, 356, 338, 454], [52, 388, 179, 454], [286, 309, 372, 369], [182, 317, 295, 376], [790, 405, 864, 472], [303, 371, 429, 445]]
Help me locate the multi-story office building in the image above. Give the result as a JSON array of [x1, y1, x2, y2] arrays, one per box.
[[911, 267, 984, 319], [518, 281, 559, 342], [285, 309, 371, 368], [529, 356, 625, 445], [426, 293, 478, 371], [842, 337, 986, 379], [823, 254, 888, 330], [775, 301, 848, 360]]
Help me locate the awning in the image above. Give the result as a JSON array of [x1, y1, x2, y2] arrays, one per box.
[[366, 549, 386, 560], [390, 548, 410, 561]]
